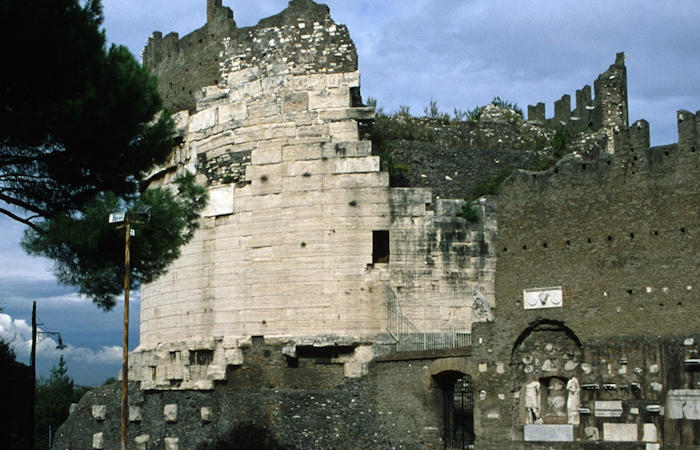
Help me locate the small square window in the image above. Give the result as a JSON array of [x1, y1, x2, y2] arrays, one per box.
[[373, 230, 390, 264]]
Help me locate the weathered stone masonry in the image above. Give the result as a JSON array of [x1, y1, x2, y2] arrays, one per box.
[[53, 1, 699, 449]]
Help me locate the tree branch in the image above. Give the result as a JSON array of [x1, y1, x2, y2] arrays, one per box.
[[0, 207, 41, 232], [0, 192, 48, 216]]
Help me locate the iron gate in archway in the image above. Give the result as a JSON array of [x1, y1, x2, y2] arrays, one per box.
[[443, 375, 474, 450]]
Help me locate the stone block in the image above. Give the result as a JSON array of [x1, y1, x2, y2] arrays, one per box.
[[282, 143, 323, 161], [523, 424, 574, 441], [225, 348, 244, 365], [92, 432, 104, 449], [594, 400, 623, 417], [206, 364, 226, 380], [584, 427, 599, 441], [203, 184, 234, 217], [92, 405, 106, 421], [642, 423, 657, 442], [321, 141, 372, 159], [69, 403, 78, 415], [165, 437, 179, 450], [189, 108, 217, 133], [283, 92, 308, 113], [129, 405, 143, 422], [328, 121, 358, 141], [332, 156, 380, 174], [666, 389, 700, 419], [135, 434, 150, 450], [201, 407, 213, 423], [218, 102, 246, 123], [603, 423, 637, 441], [164, 404, 178, 422], [308, 87, 349, 110]]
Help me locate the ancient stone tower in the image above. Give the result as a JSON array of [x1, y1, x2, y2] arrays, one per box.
[[131, 0, 495, 391]]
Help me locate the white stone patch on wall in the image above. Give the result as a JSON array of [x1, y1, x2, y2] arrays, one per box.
[[91, 405, 106, 421], [92, 432, 104, 449], [594, 401, 623, 417], [603, 423, 638, 441], [129, 405, 142, 422], [165, 437, 179, 450], [667, 389, 700, 419], [523, 424, 574, 441], [202, 184, 235, 217], [201, 407, 213, 423], [135, 434, 150, 450], [642, 423, 658, 442], [164, 404, 178, 422], [523, 286, 563, 309]]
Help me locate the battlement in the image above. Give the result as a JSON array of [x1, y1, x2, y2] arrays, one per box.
[[528, 52, 628, 135], [143, 0, 357, 113]]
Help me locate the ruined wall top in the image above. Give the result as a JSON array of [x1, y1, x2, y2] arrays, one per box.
[[527, 52, 628, 134], [143, 0, 357, 113]]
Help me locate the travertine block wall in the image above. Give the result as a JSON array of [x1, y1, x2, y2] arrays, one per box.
[[135, 1, 495, 389], [140, 68, 388, 345]]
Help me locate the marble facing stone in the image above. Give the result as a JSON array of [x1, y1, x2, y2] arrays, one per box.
[[92, 432, 104, 449], [164, 404, 178, 422], [129, 405, 143, 422], [135, 434, 150, 450], [91, 405, 106, 421], [523, 424, 574, 441], [165, 437, 179, 450], [594, 400, 623, 417], [667, 389, 700, 419], [603, 423, 638, 441]]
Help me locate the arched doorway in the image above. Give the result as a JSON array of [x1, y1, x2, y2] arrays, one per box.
[[433, 370, 474, 449]]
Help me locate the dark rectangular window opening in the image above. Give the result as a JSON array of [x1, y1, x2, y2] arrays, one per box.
[[373, 230, 390, 264]]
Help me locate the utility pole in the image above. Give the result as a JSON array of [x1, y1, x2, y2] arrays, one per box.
[[121, 214, 131, 450], [30, 301, 36, 450]]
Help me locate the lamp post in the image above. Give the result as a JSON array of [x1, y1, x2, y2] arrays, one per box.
[[109, 206, 149, 450], [108, 211, 131, 450], [30, 300, 67, 450]]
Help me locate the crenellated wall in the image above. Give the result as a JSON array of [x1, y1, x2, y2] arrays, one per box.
[[528, 53, 629, 157], [470, 107, 700, 447]]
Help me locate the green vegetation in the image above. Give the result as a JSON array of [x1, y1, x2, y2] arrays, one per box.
[[0, 306, 16, 365], [490, 96, 524, 118], [457, 200, 480, 222], [23, 173, 207, 310], [35, 356, 90, 450], [552, 126, 569, 158], [469, 168, 515, 198], [1, 0, 209, 310]]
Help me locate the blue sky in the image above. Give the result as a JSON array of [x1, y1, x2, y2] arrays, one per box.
[[1, 0, 699, 386]]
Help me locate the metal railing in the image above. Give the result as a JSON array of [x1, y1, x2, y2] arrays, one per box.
[[386, 288, 471, 352]]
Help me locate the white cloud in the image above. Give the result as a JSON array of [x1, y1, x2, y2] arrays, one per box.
[[0, 313, 123, 382]]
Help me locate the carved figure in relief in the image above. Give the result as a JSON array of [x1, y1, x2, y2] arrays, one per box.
[[524, 380, 542, 424], [472, 289, 494, 321], [547, 378, 566, 416], [566, 377, 581, 424]]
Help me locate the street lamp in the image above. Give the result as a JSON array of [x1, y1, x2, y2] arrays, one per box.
[[109, 206, 150, 450], [30, 300, 67, 450]]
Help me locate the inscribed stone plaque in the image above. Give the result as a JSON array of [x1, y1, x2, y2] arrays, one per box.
[[523, 287, 563, 309], [523, 424, 574, 441], [603, 423, 637, 441], [666, 389, 700, 420], [202, 184, 234, 217], [595, 401, 623, 417]]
